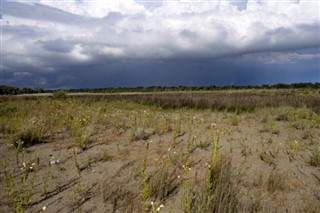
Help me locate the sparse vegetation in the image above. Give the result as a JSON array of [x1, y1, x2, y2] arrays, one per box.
[[0, 89, 319, 212]]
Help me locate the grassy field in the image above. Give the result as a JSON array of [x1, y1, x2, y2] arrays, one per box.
[[0, 90, 320, 212]]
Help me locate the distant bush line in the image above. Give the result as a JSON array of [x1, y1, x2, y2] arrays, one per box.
[[1, 82, 320, 95]]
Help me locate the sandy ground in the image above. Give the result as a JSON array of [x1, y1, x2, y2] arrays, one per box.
[[0, 98, 319, 213]]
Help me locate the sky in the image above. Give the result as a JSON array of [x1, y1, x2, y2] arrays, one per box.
[[1, 0, 320, 89]]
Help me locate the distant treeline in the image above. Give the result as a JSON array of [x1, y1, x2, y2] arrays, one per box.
[[0, 85, 45, 95], [1, 82, 320, 95]]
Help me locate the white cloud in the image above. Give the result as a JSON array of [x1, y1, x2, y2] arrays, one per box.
[[38, 0, 147, 17], [70, 44, 91, 61], [2, 0, 320, 67]]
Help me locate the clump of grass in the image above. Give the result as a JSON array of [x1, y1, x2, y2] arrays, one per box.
[[156, 115, 170, 135], [261, 113, 269, 123], [231, 114, 239, 126], [73, 149, 81, 176], [288, 139, 299, 153], [259, 151, 275, 166], [181, 133, 240, 212], [100, 151, 114, 162], [309, 148, 320, 167], [261, 122, 280, 135], [79, 124, 94, 150], [180, 165, 192, 213], [14, 126, 46, 148], [148, 159, 178, 202], [266, 170, 285, 193], [194, 155, 240, 212], [276, 107, 290, 121]]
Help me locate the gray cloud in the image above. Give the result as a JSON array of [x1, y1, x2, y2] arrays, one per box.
[[1, 0, 320, 88], [37, 39, 75, 53]]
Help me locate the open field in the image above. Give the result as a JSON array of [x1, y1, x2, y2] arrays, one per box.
[[1, 90, 320, 212]]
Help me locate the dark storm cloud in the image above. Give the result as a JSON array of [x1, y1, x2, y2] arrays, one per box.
[[1, 0, 320, 88]]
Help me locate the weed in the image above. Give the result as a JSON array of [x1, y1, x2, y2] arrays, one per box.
[[211, 130, 220, 162], [259, 151, 275, 166], [288, 139, 299, 153], [196, 155, 240, 212], [240, 140, 251, 157], [261, 122, 280, 135], [148, 159, 178, 201], [140, 142, 150, 211], [79, 124, 94, 150], [14, 126, 46, 148], [42, 158, 52, 195], [266, 170, 285, 193], [101, 151, 114, 162], [15, 139, 23, 165], [172, 116, 181, 143], [157, 115, 170, 135], [3, 164, 15, 197], [310, 148, 320, 167], [231, 114, 239, 126], [180, 165, 192, 213], [186, 136, 196, 153], [261, 113, 269, 123], [276, 108, 290, 121], [73, 149, 81, 176]]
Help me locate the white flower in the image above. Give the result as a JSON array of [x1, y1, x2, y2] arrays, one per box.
[[157, 204, 164, 211]]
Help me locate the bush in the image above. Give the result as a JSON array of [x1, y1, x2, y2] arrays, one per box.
[[53, 90, 67, 99]]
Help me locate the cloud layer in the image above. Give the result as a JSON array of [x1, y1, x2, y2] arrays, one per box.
[[2, 0, 320, 88]]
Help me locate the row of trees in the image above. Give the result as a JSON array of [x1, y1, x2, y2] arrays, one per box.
[[1, 82, 320, 95], [0, 85, 45, 95]]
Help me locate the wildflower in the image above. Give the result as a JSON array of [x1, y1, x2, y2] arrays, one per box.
[[157, 204, 164, 211]]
